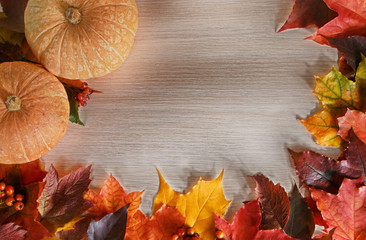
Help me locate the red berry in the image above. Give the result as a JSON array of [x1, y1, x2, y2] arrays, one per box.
[[15, 194, 24, 202], [177, 227, 186, 237], [81, 82, 88, 89], [80, 101, 87, 107], [216, 230, 224, 239], [86, 88, 93, 95], [5, 197, 15, 206], [187, 227, 195, 236], [171, 235, 179, 240], [14, 201, 24, 211], [0, 182, 5, 191], [77, 93, 84, 101], [5, 185, 14, 196], [0, 192, 6, 198]]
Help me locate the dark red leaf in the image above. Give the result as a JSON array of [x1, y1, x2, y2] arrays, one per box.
[[303, 197, 328, 228], [278, 0, 337, 32], [87, 204, 129, 240], [0, 0, 28, 32], [56, 217, 91, 240], [38, 165, 93, 232], [284, 185, 314, 240], [252, 174, 290, 229], [0, 223, 26, 240]]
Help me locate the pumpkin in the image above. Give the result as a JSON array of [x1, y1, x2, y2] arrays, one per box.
[[24, 0, 138, 80], [0, 62, 69, 164]]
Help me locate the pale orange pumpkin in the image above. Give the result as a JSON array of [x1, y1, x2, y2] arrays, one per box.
[[24, 0, 138, 80], [0, 62, 69, 164]]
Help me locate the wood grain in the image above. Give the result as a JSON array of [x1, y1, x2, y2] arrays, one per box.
[[44, 0, 339, 217]]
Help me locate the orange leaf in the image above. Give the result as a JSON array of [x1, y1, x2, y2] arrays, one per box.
[[84, 174, 144, 219], [311, 178, 366, 240], [153, 169, 231, 240], [338, 109, 366, 142], [124, 210, 152, 240], [150, 205, 185, 240]]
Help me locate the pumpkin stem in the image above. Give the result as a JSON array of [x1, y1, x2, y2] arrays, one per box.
[[5, 95, 22, 111], [66, 7, 82, 25]]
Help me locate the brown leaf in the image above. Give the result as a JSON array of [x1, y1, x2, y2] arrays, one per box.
[[0, 0, 28, 32], [38, 165, 93, 233], [252, 174, 290, 229]]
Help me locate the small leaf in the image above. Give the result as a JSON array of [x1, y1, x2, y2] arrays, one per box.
[[311, 178, 366, 240], [65, 86, 84, 126], [284, 185, 315, 240], [252, 174, 289, 229], [87, 204, 129, 240], [38, 165, 92, 232], [0, 223, 26, 240], [278, 0, 337, 32]]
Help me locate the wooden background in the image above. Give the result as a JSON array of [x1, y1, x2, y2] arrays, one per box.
[[45, 0, 339, 216]]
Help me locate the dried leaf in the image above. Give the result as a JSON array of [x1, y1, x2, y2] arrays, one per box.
[[252, 174, 289, 229], [153, 169, 231, 240], [284, 185, 314, 240], [0, 42, 23, 63], [87, 204, 129, 240], [0, 26, 24, 46], [311, 178, 366, 240], [38, 165, 92, 232], [278, 0, 337, 32], [0, 0, 28, 32], [0, 223, 26, 240]]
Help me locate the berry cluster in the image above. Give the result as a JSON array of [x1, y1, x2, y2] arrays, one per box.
[[171, 226, 200, 240], [76, 82, 93, 107], [0, 182, 24, 211]]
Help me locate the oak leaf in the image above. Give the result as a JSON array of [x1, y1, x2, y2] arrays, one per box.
[[153, 169, 231, 240], [311, 178, 366, 240], [38, 165, 93, 233], [215, 200, 296, 240], [311, 0, 366, 45], [0, 223, 26, 240], [252, 174, 289, 229], [87, 204, 129, 240], [284, 185, 315, 240], [278, 0, 336, 32]]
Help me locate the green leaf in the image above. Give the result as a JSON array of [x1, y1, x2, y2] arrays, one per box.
[[65, 86, 84, 126]]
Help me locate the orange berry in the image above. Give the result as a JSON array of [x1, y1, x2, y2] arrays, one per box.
[[171, 234, 179, 240], [0, 182, 5, 191], [14, 201, 24, 211], [5, 185, 14, 196], [5, 197, 15, 206], [177, 227, 186, 237], [15, 194, 24, 202], [0, 192, 6, 198], [216, 230, 225, 239], [187, 227, 195, 236]]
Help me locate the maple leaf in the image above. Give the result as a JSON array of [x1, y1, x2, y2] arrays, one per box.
[[338, 109, 366, 143], [252, 174, 289, 230], [311, 178, 366, 240], [153, 169, 231, 240], [278, 0, 337, 32], [0, 0, 28, 32], [215, 200, 296, 240], [87, 204, 129, 240], [0, 223, 26, 240], [284, 185, 314, 240], [311, 0, 366, 45], [38, 165, 93, 233], [124, 210, 151, 240]]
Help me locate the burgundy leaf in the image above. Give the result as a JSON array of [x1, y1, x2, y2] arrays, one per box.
[[284, 185, 314, 240], [0, 223, 26, 240], [252, 174, 290, 230], [87, 204, 129, 240]]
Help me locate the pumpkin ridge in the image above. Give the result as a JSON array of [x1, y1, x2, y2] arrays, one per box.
[[32, 21, 64, 44], [84, 23, 124, 61], [13, 114, 30, 162], [77, 30, 93, 78], [16, 68, 44, 97], [36, 128, 51, 151], [88, 3, 137, 12], [89, 16, 136, 38], [58, 24, 70, 75]]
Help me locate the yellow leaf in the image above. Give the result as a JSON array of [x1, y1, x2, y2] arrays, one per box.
[[153, 169, 231, 240], [0, 26, 24, 46], [55, 217, 84, 233]]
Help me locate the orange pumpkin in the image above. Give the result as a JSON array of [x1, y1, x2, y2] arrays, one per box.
[[24, 0, 138, 79], [0, 62, 69, 164]]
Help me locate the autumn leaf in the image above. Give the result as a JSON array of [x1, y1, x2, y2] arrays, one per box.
[[153, 169, 231, 240], [284, 185, 314, 240], [87, 204, 129, 240], [124, 210, 151, 240], [311, 0, 366, 45], [0, 0, 28, 32], [304, 197, 328, 229], [0, 42, 23, 63], [38, 165, 93, 233], [313, 229, 335, 240], [311, 178, 366, 240], [289, 150, 342, 193], [278, 0, 337, 32], [0, 223, 26, 240], [252, 174, 289, 230], [215, 200, 296, 240], [338, 109, 366, 143], [56, 217, 91, 240]]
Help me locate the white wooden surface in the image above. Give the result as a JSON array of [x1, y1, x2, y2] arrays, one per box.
[[44, 0, 339, 216]]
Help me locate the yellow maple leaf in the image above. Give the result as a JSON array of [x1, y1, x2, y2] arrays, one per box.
[[153, 169, 231, 240]]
